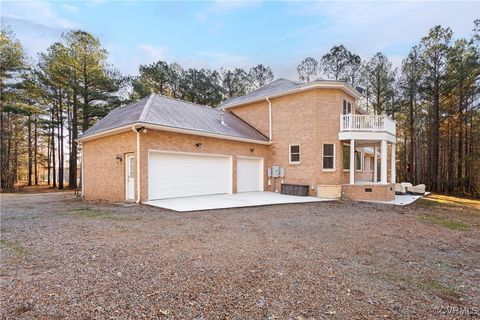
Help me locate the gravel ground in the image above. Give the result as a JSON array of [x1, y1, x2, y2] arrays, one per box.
[[1, 192, 479, 319]]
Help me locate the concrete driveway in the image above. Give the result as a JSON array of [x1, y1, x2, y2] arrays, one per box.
[[145, 191, 335, 211]]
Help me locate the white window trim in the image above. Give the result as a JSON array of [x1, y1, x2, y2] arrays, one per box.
[[343, 143, 350, 172], [289, 144, 301, 164], [322, 143, 336, 172], [343, 100, 352, 115], [355, 151, 364, 172]]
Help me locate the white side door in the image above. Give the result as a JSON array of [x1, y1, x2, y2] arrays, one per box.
[[237, 157, 264, 192], [125, 154, 135, 200]]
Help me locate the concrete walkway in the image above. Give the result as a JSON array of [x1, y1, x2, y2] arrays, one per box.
[[362, 192, 431, 206], [145, 191, 335, 212]]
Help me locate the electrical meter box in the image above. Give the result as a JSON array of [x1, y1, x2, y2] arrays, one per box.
[[268, 166, 284, 178]]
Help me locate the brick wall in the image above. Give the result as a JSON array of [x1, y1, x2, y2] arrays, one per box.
[[82, 130, 137, 202], [139, 130, 269, 202], [230, 88, 356, 195], [82, 87, 391, 203], [341, 183, 395, 201]]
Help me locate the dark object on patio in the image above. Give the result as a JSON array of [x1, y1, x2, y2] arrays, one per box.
[[281, 184, 309, 196]]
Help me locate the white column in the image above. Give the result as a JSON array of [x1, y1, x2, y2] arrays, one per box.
[[349, 139, 355, 184], [373, 145, 378, 183], [381, 140, 387, 184], [391, 143, 396, 183]]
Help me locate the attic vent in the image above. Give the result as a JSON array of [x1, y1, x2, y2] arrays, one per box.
[[220, 111, 226, 126]]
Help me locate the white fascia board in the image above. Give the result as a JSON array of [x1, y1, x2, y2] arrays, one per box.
[[76, 125, 135, 142], [338, 131, 397, 144], [77, 122, 272, 145], [223, 81, 361, 109]]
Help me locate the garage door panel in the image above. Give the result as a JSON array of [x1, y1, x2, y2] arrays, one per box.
[[148, 152, 231, 200], [237, 158, 263, 193]]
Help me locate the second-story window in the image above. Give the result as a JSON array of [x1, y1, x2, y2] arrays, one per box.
[[343, 100, 352, 115], [289, 145, 300, 164]]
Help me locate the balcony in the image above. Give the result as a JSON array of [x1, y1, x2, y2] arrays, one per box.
[[339, 114, 396, 142]]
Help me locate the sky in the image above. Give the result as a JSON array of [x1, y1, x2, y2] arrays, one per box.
[[1, 0, 479, 79]]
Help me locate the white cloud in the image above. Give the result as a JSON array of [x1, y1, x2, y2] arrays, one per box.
[[194, 1, 261, 33], [1, 1, 81, 60], [86, 0, 105, 7], [138, 44, 167, 63], [286, 1, 478, 57], [272, 1, 479, 81], [197, 51, 250, 69], [62, 4, 79, 14], [195, 0, 261, 21], [3, 1, 79, 30]]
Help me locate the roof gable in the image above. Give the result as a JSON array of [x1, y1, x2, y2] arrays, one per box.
[[220, 78, 300, 108], [219, 78, 361, 109]]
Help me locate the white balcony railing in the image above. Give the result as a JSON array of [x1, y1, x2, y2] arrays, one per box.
[[340, 114, 396, 136]]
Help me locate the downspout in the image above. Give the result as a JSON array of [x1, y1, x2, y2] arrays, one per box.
[[266, 97, 273, 191], [132, 125, 141, 203], [266, 97, 272, 141], [80, 142, 84, 197]]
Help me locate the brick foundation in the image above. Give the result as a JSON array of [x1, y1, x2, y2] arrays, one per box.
[[341, 183, 395, 201]]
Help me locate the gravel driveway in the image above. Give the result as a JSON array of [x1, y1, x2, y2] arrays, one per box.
[[1, 192, 479, 319]]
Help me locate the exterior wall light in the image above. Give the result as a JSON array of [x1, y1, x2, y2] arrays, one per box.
[[250, 147, 255, 152], [195, 143, 202, 147], [115, 154, 122, 162]]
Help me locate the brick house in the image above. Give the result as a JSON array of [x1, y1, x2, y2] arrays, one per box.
[[78, 79, 397, 203]]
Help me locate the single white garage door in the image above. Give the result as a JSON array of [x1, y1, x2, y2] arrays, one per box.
[[148, 152, 231, 200], [237, 157, 263, 192]]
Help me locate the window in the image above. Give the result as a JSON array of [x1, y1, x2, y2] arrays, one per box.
[[343, 100, 352, 115], [322, 144, 335, 171], [289, 145, 300, 164], [370, 157, 374, 172], [355, 151, 364, 171], [343, 144, 350, 170]]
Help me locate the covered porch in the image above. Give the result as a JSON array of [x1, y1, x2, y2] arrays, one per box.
[[338, 113, 397, 201]]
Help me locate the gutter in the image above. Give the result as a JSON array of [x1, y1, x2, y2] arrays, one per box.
[[77, 122, 272, 145]]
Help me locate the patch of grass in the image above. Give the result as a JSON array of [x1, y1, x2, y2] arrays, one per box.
[[67, 207, 134, 221], [422, 194, 480, 210], [420, 279, 462, 302], [417, 198, 443, 208], [0, 239, 28, 255], [420, 215, 470, 231], [2, 215, 38, 221]]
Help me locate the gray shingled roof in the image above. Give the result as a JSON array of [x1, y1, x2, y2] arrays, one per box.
[[79, 94, 269, 142], [219, 78, 300, 109]]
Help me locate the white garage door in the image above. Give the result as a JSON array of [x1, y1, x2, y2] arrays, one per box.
[[148, 152, 231, 200], [237, 157, 263, 192]]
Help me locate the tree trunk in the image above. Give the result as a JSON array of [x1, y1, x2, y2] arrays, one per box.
[[51, 106, 57, 188], [69, 86, 78, 189], [34, 114, 38, 186], [27, 114, 32, 186], [430, 78, 440, 192], [58, 88, 64, 190], [457, 94, 464, 190], [82, 63, 89, 131], [408, 96, 415, 183], [47, 131, 51, 186]]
